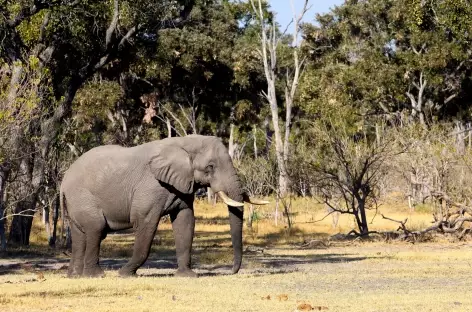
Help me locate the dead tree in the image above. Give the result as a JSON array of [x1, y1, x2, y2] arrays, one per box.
[[250, 0, 309, 197], [314, 128, 399, 236], [384, 191, 472, 240]]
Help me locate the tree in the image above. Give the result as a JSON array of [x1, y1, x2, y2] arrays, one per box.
[[312, 123, 399, 236], [250, 0, 309, 197]]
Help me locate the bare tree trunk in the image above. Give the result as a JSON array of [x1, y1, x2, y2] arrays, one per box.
[[246, 204, 254, 228], [166, 118, 172, 138], [43, 204, 50, 239], [264, 116, 272, 156], [406, 71, 427, 125], [352, 194, 369, 235], [357, 199, 369, 235], [228, 123, 235, 160], [251, 0, 308, 198], [253, 124, 258, 158], [49, 193, 59, 247], [0, 163, 11, 251]]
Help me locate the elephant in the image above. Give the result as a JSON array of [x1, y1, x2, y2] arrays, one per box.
[[60, 134, 268, 278]]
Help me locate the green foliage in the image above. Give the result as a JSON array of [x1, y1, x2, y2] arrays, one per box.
[[73, 80, 122, 122], [301, 0, 472, 129]]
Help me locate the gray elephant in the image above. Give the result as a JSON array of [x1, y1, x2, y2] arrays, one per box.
[[60, 135, 268, 278]]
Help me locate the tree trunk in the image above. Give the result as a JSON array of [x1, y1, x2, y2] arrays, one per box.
[[228, 123, 235, 160], [7, 63, 23, 107], [9, 200, 36, 246], [166, 118, 172, 138], [282, 197, 292, 229], [49, 193, 59, 247], [269, 96, 289, 197], [246, 204, 254, 228], [43, 204, 50, 241], [65, 222, 72, 250], [264, 116, 272, 156], [356, 197, 369, 235], [9, 151, 37, 246], [0, 163, 11, 251], [253, 124, 258, 158]]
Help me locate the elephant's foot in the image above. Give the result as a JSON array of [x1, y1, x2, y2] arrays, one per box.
[[118, 267, 137, 278], [67, 264, 84, 278], [83, 265, 105, 278], [67, 270, 83, 278], [174, 269, 198, 278]]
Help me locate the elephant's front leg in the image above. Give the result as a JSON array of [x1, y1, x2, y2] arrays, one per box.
[[170, 208, 197, 278], [118, 212, 159, 277]]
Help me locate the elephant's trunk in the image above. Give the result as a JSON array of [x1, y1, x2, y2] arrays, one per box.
[[218, 174, 245, 274], [228, 205, 243, 274]]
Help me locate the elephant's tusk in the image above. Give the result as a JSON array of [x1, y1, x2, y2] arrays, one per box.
[[243, 193, 270, 205], [217, 191, 245, 207]]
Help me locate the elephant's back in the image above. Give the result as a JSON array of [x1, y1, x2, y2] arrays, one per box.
[[62, 145, 134, 190]]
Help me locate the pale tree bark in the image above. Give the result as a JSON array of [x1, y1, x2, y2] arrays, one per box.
[[160, 104, 188, 137], [0, 163, 11, 251], [166, 118, 172, 138], [283, 0, 308, 163], [406, 71, 427, 125], [251, 0, 309, 197], [228, 123, 235, 160], [253, 124, 258, 158], [264, 116, 272, 155], [7, 64, 23, 107]]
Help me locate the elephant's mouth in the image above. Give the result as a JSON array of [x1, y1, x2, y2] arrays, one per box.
[[217, 191, 270, 207]]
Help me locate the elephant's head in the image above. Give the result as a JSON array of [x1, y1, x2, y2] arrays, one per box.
[[149, 134, 268, 273]]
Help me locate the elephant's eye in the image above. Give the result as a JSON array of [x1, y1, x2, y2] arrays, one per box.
[[205, 164, 214, 175]]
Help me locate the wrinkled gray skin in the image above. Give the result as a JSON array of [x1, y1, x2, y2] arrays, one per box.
[[60, 135, 245, 278]]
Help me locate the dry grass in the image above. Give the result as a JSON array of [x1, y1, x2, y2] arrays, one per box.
[[1, 197, 472, 311]]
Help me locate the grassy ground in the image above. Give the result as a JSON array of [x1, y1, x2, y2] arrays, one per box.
[[1, 197, 472, 311]]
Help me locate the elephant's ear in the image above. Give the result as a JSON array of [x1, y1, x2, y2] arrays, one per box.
[[149, 145, 194, 194]]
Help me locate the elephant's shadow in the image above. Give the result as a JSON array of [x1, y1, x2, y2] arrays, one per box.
[[100, 249, 373, 278], [0, 250, 373, 277]]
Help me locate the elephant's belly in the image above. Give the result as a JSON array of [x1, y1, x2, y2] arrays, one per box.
[[106, 220, 133, 231], [101, 205, 133, 231]]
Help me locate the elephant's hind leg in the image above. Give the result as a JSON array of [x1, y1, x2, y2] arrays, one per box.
[[118, 214, 159, 277], [81, 213, 106, 277], [68, 222, 86, 277]]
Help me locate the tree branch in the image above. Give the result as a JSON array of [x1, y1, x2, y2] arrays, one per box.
[[105, 0, 120, 49]]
